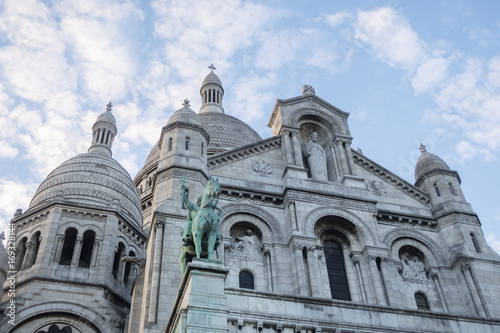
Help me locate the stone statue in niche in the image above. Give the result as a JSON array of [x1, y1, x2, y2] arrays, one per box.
[[401, 252, 427, 281], [231, 229, 261, 255], [304, 131, 328, 181]]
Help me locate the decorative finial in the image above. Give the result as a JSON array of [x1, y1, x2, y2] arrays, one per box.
[[302, 85, 315, 95], [419, 143, 427, 153], [357, 147, 363, 154], [106, 102, 113, 112], [182, 98, 190, 107], [208, 64, 216, 72]]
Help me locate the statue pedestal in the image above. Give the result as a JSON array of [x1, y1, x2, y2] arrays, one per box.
[[167, 259, 229, 333]]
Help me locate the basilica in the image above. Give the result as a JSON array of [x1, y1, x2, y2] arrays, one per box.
[[2, 67, 500, 333]]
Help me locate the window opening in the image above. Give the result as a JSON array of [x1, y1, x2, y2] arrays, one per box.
[[323, 239, 351, 301], [449, 183, 456, 196], [16, 237, 28, 271], [185, 138, 190, 150], [78, 230, 96, 268], [434, 183, 440, 197], [168, 137, 173, 151], [239, 270, 254, 289], [112, 242, 125, 278], [471, 233, 481, 253], [59, 228, 77, 266], [415, 292, 430, 310]]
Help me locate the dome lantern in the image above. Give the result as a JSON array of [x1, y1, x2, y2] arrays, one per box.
[[88, 102, 117, 157], [200, 64, 224, 114]]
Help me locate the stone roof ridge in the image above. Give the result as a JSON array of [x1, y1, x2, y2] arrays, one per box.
[[208, 136, 281, 168], [268, 94, 350, 127], [352, 149, 430, 204]]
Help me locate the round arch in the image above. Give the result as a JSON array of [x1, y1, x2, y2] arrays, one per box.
[[302, 206, 375, 247], [56, 222, 104, 240], [382, 228, 446, 264], [219, 204, 284, 243], [289, 108, 345, 136], [1, 302, 114, 333]]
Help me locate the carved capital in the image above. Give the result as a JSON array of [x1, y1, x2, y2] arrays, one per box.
[[366, 254, 377, 262], [305, 245, 316, 252], [461, 263, 471, 272], [293, 243, 304, 251], [431, 272, 439, 280], [155, 220, 165, 229]]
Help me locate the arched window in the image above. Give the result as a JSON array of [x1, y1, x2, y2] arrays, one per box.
[[29, 231, 41, 267], [124, 250, 136, 287], [201, 142, 204, 155], [168, 137, 173, 151], [78, 230, 96, 268], [16, 237, 28, 271], [59, 228, 78, 266], [434, 183, 440, 197], [100, 129, 106, 143], [323, 239, 350, 301], [185, 137, 190, 150], [239, 270, 254, 289], [415, 292, 430, 310], [471, 233, 481, 253], [112, 242, 125, 279], [449, 182, 456, 196]]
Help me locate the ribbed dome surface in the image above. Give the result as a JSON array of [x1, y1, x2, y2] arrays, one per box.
[[167, 105, 202, 127], [201, 72, 223, 89], [95, 110, 116, 127], [199, 112, 262, 153], [415, 151, 451, 182], [30, 152, 142, 228]]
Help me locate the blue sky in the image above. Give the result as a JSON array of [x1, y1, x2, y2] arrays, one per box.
[[1, 0, 500, 254]]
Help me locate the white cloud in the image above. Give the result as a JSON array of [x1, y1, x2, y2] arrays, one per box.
[[0, 141, 18, 158], [486, 233, 500, 255], [325, 12, 352, 28], [354, 7, 427, 72], [455, 141, 496, 162], [411, 57, 451, 94]]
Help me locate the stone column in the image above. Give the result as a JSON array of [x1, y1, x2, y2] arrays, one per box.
[[431, 272, 448, 312], [379, 258, 394, 306], [318, 250, 332, 298], [223, 244, 230, 266], [293, 244, 308, 296], [291, 130, 304, 167], [330, 144, 342, 180], [21, 242, 34, 270], [335, 139, 349, 176], [71, 237, 83, 267], [282, 130, 294, 166], [352, 256, 367, 303], [52, 236, 64, 263], [343, 140, 357, 176], [461, 264, 487, 317], [91, 240, 100, 267], [264, 248, 274, 292], [367, 255, 386, 305], [148, 220, 165, 324], [289, 201, 298, 231], [306, 246, 322, 297]]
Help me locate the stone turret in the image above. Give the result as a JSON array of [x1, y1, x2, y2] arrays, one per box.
[[199, 64, 224, 114], [88, 102, 117, 157]]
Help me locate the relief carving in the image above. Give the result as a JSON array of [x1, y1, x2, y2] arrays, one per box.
[[366, 180, 387, 195], [253, 160, 273, 175]]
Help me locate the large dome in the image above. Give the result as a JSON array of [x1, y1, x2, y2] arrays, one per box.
[[415, 151, 451, 182], [199, 112, 262, 154], [30, 152, 142, 228]]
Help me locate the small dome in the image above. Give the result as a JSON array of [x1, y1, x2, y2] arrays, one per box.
[[96, 110, 116, 127], [167, 100, 203, 127], [415, 151, 451, 182], [199, 112, 262, 154], [29, 152, 142, 229], [201, 71, 223, 90]]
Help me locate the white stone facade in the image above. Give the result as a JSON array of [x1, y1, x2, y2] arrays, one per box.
[[2, 70, 500, 333]]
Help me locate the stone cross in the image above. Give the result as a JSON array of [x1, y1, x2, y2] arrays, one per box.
[[183, 99, 190, 107], [419, 143, 427, 153], [106, 102, 113, 112], [208, 64, 216, 72]]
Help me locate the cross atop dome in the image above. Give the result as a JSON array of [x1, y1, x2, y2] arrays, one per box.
[[208, 64, 216, 72], [183, 98, 190, 107], [419, 143, 427, 153], [106, 102, 113, 112]]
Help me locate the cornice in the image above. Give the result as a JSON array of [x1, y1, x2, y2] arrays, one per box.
[[161, 120, 210, 141], [352, 150, 430, 204], [208, 136, 281, 168], [376, 211, 437, 229], [415, 169, 461, 187]]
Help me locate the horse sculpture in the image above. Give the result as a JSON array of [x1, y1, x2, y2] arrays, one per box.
[[179, 177, 222, 274]]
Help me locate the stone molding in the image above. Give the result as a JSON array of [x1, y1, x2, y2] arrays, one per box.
[[219, 190, 282, 207], [208, 136, 281, 168], [161, 120, 210, 141], [352, 151, 430, 204], [415, 168, 461, 187], [219, 204, 284, 243], [287, 191, 376, 213], [383, 228, 446, 263], [376, 212, 437, 229], [118, 219, 146, 247], [156, 168, 207, 185], [13, 211, 50, 231], [437, 214, 480, 228], [285, 178, 371, 198]]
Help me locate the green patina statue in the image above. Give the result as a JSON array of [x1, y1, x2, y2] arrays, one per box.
[[179, 176, 222, 273]]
